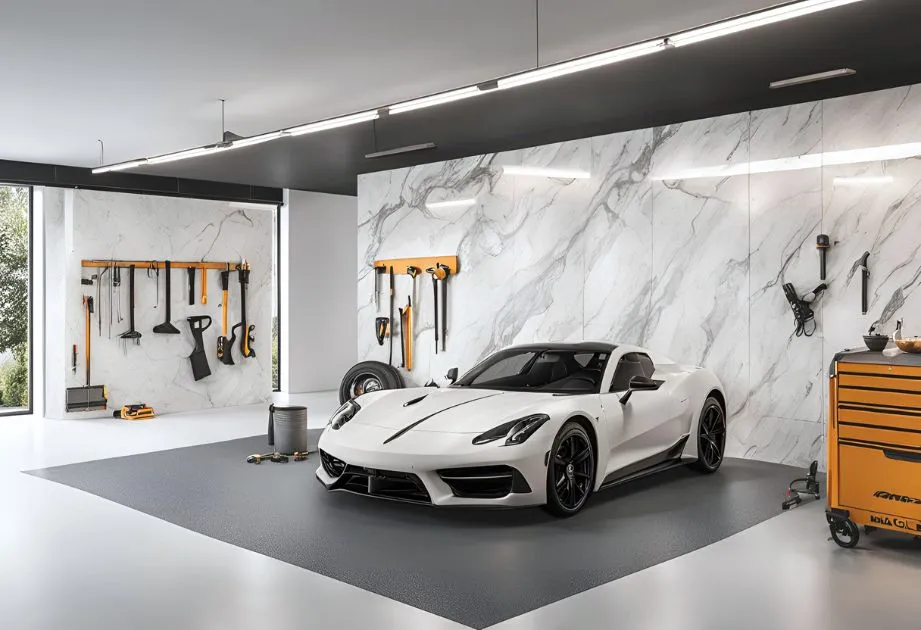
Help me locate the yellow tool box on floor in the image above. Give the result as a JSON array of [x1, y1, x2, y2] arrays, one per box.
[[827, 350, 921, 547], [113, 404, 155, 421]]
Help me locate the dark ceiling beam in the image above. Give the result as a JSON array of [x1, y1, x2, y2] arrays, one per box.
[[0, 159, 282, 204]]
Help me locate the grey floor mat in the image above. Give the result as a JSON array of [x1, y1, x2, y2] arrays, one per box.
[[27, 434, 803, 628]]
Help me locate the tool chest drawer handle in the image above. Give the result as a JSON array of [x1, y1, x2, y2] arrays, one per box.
[[884, 449, 921, 464]]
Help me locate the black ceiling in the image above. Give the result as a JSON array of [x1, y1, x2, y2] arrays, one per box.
[[136, 0, 921, 195]]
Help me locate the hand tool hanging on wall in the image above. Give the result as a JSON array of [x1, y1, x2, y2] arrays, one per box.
[[187, 267, 196, 306], [119, 265, 142, 351], [217, 268, 235, 365], [95, 271, 103, 336], [406, 266, 420, 324], [113, 266, 123, 323], [437, 263, 451, 352], [373, 264, 386, 311], [388, 266, 395, 366], [148, 262, 160, 309], [200, 268, 208, 305], [856, 251, 870, 315], [783, 282, 827, 337], [398, 306, 405, 368], [375, 317, 389, 346], [108, 262, 114, 338], [232, 264, 256, 359], [403, 296, 413, 371], [153, 261, 181, 334], [816, 235, 831, 281], [426, 267, 439, 354], [66, 296, 107, 412], [72, 344, 78, 375], [187, 315, 213, 381]]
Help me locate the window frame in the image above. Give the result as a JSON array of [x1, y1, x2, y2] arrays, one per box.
[[0, 185, 33, 417]]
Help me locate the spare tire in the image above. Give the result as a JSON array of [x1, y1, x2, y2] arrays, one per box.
[[339, 361, 404, 404]]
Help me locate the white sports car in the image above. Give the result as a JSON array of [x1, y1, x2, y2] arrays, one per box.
[[317, 342, 727, 516]]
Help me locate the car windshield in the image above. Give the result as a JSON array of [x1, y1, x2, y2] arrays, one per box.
[[454, 348, 610, 394]]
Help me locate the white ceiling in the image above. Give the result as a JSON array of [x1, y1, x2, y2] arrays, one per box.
[[0, 0, 775, 170]]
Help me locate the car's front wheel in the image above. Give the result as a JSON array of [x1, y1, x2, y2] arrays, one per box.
[[693, 397, 726, 473], [543, 421, 595, 517]]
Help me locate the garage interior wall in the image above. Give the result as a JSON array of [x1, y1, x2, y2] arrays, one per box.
[[280, 190, 357, 393], [42, 189, 273, 418], [358, 83, 921, 469]]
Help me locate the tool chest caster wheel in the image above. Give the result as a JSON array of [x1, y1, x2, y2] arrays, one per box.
[[830, 519, 860, 548]]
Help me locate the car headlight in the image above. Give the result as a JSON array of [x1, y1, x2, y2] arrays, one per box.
[[472, 414, 549, 446], [328, 400, 361, 430]]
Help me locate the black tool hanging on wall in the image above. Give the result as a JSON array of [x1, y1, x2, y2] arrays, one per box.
[[187, 316, 213, 381], [113, 266, 123, 324], [783, 282, 827, 337], [153, 261, 181, 334], [119, 265, 142, 350], [148, 262, 160, 309], [426, 267, 439, 354], [856, 251, 870, 315], [437, 263, 451, 352], [816, 235, 831, 281], [388, 266, 395, 366], [375, 317, 389, 346], [187, 267, 196, 306], [217, 269, 235, 365], [232, 266, 256, 359], [406, 266, 420, 324]]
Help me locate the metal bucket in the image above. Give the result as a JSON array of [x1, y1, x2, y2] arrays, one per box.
[[268, 404, 309, 455]]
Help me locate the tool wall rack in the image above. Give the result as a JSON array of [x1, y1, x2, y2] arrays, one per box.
[[81, 260, 248, 271], [372, 256, 458, 275]]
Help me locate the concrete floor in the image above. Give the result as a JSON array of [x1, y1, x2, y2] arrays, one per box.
[[2, 392, 920, 630]]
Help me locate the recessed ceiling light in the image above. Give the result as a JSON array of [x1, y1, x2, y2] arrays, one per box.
[[770, 68, 856, 89], [670, 0, 865, 47], [502, 165, 591, 179], [833, 176, 894, 186], [425, 198, 477, 209]]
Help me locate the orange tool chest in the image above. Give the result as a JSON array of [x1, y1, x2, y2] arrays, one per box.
[[827, 350, 921, 548]]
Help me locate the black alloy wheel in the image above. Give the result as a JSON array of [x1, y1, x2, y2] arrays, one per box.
[[694, 397, 726, 473], [544, 422, 595, 517]]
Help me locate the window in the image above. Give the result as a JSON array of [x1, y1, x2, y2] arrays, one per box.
[[609, 353, 654, 392], [456, 348, 610, 393], [0, 186, 31, 415]]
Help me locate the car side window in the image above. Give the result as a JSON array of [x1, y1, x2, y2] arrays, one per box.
[[609, 353, 648, 392]]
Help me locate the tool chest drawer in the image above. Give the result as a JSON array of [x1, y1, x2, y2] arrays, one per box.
[[837, 443, 921, 521], [837, 405, 921, 449]]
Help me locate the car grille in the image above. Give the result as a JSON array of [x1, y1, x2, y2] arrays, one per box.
[[319, 450, 431, 504], [320, 449, 346, 477], [437, 465, 531, 499]]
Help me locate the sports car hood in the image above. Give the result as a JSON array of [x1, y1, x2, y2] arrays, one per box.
[[351, 387, 558, 434]]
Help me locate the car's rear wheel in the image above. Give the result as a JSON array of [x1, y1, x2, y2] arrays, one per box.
[[543, 422, 595, 517], [693, 397, 726, 473]]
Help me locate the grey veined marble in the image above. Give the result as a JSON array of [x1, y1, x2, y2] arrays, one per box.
[[358, 84, 921, 468]]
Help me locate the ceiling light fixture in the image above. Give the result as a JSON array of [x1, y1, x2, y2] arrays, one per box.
[[92, 158, 150, 174], [770, 68, 856, 89], [146, 145, 229, 166], [502, 165, 591, 179], [389, 87, 482, 115], [365, 143, 437, 159], [833, 176, 894, 186], [285, 110, 380, 136], [230, 130, 288, 149], [497, 40, 666, 90], [669, 0, 864, 47], [425, 198, 478, 209]]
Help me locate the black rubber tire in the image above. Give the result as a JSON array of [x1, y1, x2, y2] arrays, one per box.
[[830, 519, 860, 548], [338, 361, 404, 403], [692, 396, 726, 473], [543, 421, 596, 518]]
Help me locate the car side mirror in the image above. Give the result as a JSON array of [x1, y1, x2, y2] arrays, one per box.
[[446, 367, 458, 384], [619, 375, 659, 405]]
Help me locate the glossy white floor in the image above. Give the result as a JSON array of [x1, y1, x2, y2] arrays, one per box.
[[2, 393, 920, 630]]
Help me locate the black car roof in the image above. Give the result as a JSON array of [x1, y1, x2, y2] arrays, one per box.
[[502, 342, 617, 353]]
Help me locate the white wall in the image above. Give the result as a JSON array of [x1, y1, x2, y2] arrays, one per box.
[[44, 189, 273, 418], [281, 190, 357, 393]]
